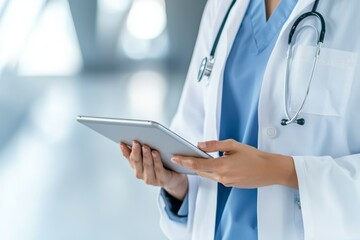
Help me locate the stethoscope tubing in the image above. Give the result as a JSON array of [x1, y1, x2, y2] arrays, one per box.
[[198, 0, 326, 127], [209, 0, 237, 59], [282, 0, 326, 126]]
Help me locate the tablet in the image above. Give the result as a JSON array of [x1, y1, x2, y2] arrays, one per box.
[[77, 116, 212, 174]]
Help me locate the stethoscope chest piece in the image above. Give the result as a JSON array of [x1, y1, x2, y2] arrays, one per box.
[[198, 57, 214, 82], [197, 0, 237, 83]]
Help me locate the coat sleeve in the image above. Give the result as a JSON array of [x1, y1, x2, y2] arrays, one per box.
[[158, 175, 200, 240], [158, 0, 220, 239], [293, 154, 360, 239]]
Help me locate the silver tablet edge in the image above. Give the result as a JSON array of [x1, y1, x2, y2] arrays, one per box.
[[77, 115, 153, 126], [77, 115, 212, 159], [154, 123, 212, 159]]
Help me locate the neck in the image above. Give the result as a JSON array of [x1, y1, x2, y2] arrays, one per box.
[[265, 0, 281, 21]]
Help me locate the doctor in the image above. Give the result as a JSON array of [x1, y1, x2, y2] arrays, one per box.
[[120, 0, 360, 239]]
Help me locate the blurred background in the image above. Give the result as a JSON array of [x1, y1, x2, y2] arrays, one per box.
[[0, 0, 206, 239]]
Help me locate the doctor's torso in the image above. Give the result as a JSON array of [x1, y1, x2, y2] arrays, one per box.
[[164, 0, 360, 239]]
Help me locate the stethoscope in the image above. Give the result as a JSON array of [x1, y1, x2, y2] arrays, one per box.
[[197, 0, 326, 126]]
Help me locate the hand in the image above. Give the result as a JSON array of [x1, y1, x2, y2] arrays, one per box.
[[172, 139, 298, 189], [120, 141, 188, 200]]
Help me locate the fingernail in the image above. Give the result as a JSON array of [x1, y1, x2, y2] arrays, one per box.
[[198, 142, 207, 148], [142, 146, 148, 153], [171, 157, 178, 163], [152, 152, 157, 158]]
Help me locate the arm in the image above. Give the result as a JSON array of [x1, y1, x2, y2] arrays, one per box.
[[120, 141, 192, 240], [120, 0, 219, 237], [172, 140, 360, 238], [172, 139, 298, 189]]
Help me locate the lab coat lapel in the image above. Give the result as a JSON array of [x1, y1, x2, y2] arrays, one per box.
[[204, 0, 250, 141], [193, 1, 250, 240]]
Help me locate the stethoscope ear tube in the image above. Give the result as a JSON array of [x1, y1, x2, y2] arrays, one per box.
[[288, 11, 326, 45], [288, 0, 325, 45], [281, 0, 326, 127]]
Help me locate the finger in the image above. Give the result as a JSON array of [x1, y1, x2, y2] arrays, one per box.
[[151, 150, 169, 187], [151, 150, 166, 178], [197, 139, 237, 153], [120, 142, 131, 159], [171, 156, 218, 173], [130, 141, 144, 178], [142, 145, 156, 184], [120, 143, 135, 169]]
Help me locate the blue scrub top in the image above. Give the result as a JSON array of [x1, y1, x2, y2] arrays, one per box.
[[216, 0, 297, 239], [160, 0, 297, 239]]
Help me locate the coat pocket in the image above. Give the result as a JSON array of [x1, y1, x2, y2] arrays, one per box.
[[288, 44, 357, 117]]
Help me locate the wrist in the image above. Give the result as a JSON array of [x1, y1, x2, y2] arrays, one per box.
[[264, 152, 298, 189], [163, 174, 188, 201]]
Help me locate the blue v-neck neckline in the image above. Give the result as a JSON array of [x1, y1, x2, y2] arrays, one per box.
[[249, 0, 297, 52]]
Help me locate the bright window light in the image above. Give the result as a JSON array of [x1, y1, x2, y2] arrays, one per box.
[[98, 0, 132, 13], [0, 136, 52, 240], [0, 0, 7, 12], [127, 71, 168, 120], [121, 32, 169, 60], [0, 0, 46, 72], [29, 84, 77, 143], [16, 0, 82, 76], [126, 0, 166, 40], [121, 35, 151, 60]]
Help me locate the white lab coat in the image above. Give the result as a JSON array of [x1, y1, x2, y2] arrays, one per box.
[[158, 0, 360, 239]]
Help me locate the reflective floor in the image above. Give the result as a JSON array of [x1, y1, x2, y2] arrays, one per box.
[[0, 70, 185, 240]]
